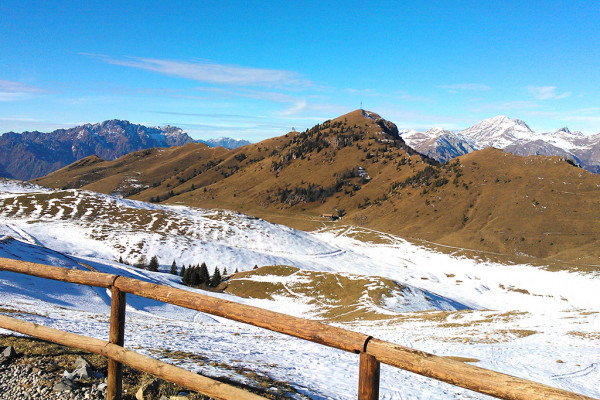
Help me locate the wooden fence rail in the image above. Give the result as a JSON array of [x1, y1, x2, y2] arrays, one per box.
[[0, 315, 267, 400], [0, 257, 596, 400]]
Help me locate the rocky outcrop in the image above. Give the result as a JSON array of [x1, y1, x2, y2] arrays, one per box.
[[0, 120, 195, 180]]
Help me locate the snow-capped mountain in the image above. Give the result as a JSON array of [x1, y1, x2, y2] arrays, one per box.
[[460, 115, 534, 149], [399, 128, 476, 163], [400, 115, 600, 172], [0, 120, 195, 180], [198, 137, 252, 149], [550, 127, 582, 137]]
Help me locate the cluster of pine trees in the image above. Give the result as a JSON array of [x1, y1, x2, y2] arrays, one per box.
[[176, 261, 230, 288], [119, 255, 160, 272], [118, 256, 233, 288]]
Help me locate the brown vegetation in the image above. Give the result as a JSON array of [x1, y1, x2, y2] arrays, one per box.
[[34, 110, 600, 264], [220, 265, 421, 322]]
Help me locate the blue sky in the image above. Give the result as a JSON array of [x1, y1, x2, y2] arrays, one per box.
[[1, 0, 599, 140]]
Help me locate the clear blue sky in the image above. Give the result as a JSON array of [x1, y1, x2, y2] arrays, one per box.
[[1, 0, 599, 140]]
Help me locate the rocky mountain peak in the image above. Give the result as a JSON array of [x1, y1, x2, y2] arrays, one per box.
[[199, 137, 252, 149], [489, 115, 511, 123], [360, 109, 399, 138], [512, 119, 532, 131], [425, 127, 451, 137], [0, 120, 195, 180], [475, 115, 533, 132], [552, 127, 584, 137]]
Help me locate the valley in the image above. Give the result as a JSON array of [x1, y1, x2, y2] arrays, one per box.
[[34, 110, 600, 263], [4, 4, 599, 399], [0, 179, 598, 399]]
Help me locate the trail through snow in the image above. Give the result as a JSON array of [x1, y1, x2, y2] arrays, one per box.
[[0, 179, 598, 399]]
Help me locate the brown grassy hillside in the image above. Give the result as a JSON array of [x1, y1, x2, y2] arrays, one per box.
[[34, 110, 600, 264], [219, 265, 459, 322]]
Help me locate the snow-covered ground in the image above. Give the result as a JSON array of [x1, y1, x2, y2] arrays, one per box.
[[0, 179, 598, 399]]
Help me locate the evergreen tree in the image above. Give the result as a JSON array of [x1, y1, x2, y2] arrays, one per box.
[[235, 268, 239, 274], [209, 267, 222, 287], [148, 255, 159, 272], [183, 267, 192, 285], [190, 266, 201, 286], [118, 256, 124, 264], [180, 265, 186, 279], [170, 260, 178, 275], [222, 267, 228, 276], [199, 263, 210, 285]]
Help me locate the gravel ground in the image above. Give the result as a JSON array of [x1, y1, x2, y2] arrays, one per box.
[[0, 357, 105, 400], [0, 335, 216, 400]]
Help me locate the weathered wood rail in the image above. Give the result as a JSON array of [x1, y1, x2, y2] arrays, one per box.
[[0, 257, 596, 400]]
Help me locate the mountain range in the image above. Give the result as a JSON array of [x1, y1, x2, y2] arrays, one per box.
[[400, 115, 600, 173], [198, 137, 252, 149], [34, 110, 600, 263], [4, 111, 600, 399], [0, 120, 194, 180], [0, 120, 251, 181], [3, 114, 598, 181]]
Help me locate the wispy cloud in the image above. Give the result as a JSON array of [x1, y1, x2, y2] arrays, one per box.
[[469, 100, 540, 112], [0, 117, 82, 134], [278, 100, 348, 117], [561, 115, 600, 124], [369, 107, 469, 130], [438, 83, 491, 93], [235, 89, 298, 103], [191, 86, 342, 119], [174, 120, 304, 141], [0, 116, 43, 122], [527, 86, 571, 100], [150, 111, 265, 120], [522, 108, 600, 132], [0, 80, 43, 101], [84, 54, 310, 87]]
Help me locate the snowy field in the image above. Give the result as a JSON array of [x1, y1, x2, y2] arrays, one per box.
[[0, 179, 598, 399]]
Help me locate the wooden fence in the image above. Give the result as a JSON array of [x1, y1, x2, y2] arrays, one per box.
[[0, 257, 596, 400]]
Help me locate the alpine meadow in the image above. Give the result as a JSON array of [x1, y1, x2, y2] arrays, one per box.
[[1, 2, 599, 400]]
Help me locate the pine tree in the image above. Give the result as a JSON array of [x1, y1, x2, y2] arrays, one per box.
[[209, 267, 221, 287], [170, 260, 178, 275], [199, 263, 210, 285], [180, 265, 186, 279], [222, 267, 228, 276], [235, 268, 239, 274], [191, 266, 201, 286], [183, 267, 192, 285], [148, 255, 159, 272], [118, 256, 124, 264]]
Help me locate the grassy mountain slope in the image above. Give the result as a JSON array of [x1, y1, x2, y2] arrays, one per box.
[[220, 265, 467, 322], [36, 110, 433, 222], [34, 110, 600, 263], [36, 143, 230, 197], [360, 148, 600, 263]]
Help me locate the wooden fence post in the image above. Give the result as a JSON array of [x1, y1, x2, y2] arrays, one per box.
[[107, 284, 126, 400], [358, 352, 380, 400]]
